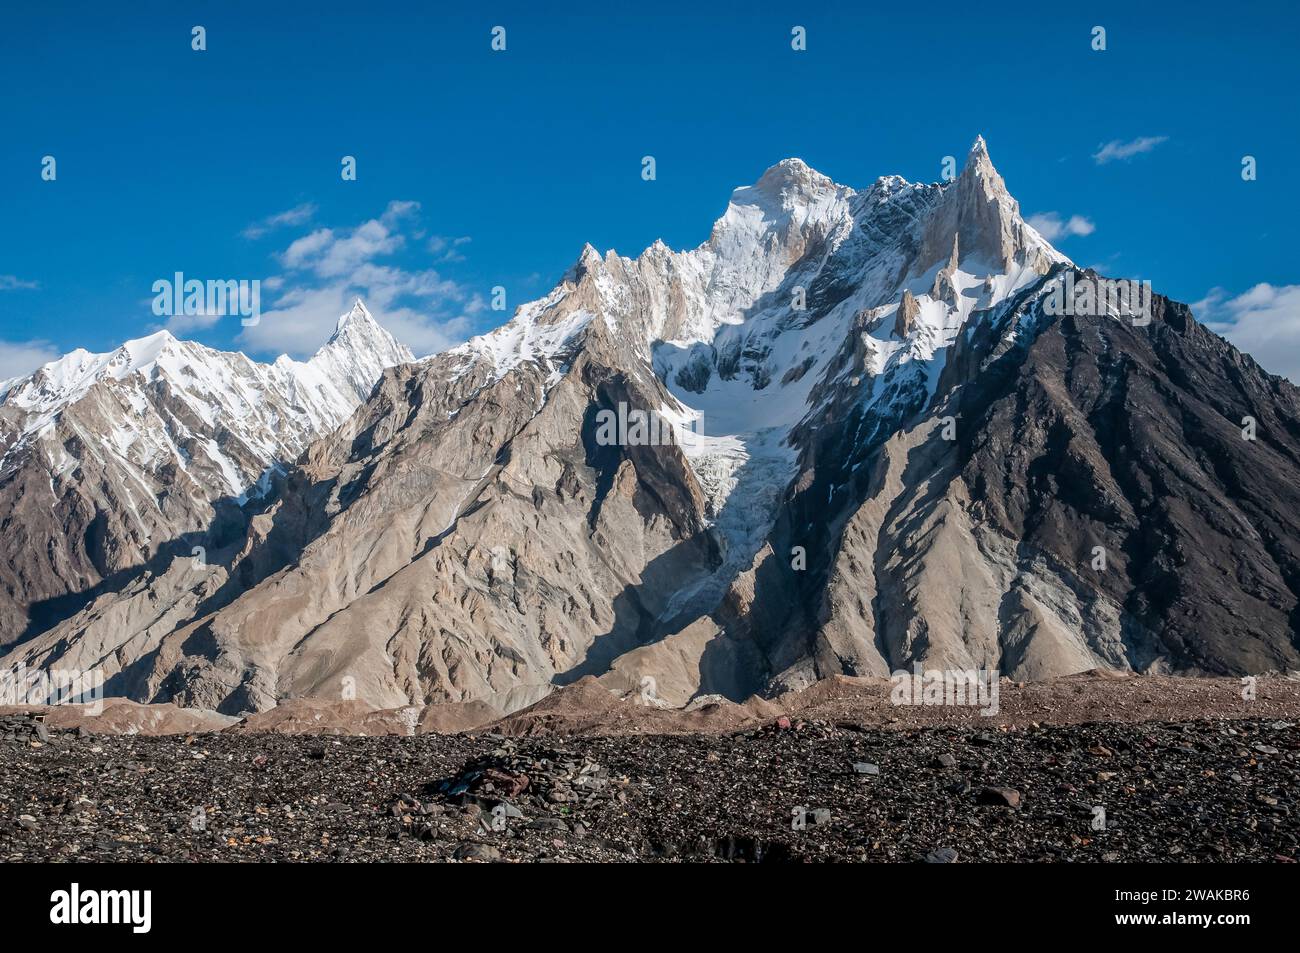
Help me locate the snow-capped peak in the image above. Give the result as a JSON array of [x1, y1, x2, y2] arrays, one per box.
[[318, 298, 411, 362], [1, 303, 414, 495], [715, 157, 853, 245], [748, 157, 838, 201], [334, 297, 373, 333], [5, 329, 188, 415], [445, 137, 1064, 392], [296, 300, 415, 411], [118, 329, 179, 367]]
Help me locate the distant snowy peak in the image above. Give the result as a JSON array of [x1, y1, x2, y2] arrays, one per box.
[[326, 299, 412, 364], [5, 329, 182, 415], [5, 300, 409, 424], [0, 302, 413, 494], [277, 299, 416, 427], [324, 299, 416, 381]]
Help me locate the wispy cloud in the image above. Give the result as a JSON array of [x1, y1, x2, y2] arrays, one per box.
[[0, 275, 39, 291], [1092, 136, 1168, 165], [239, 201, 481, 359], [0, 339, 59, 381], [1199, 283, 1300, 383], [428, 235, 471, 263], [1027, 212, 1096, 242], [241, 203, 317, 239], [279, 202, 417, 277]]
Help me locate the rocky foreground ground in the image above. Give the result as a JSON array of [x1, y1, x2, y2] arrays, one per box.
[[2, 712, 1296, 863]]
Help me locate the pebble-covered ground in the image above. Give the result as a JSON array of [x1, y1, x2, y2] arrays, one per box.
[[2, 714, 1296, 862]]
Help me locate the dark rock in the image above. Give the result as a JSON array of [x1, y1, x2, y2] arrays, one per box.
[[977, 786, 1022, 808], [454, 843, 502, 862]]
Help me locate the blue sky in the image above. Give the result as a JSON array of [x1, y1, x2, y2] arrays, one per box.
[[2, 0, 1299, 377]]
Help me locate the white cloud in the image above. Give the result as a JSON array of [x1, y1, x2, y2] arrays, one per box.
[[279, 228, 337, 269], [0, 275, 39, 291], [239, 202, 480, 359], [1191, 287, 1228, 317], [1092, 136, 1168, 165], [277, 202, 420, 278], [1200, 283, 1300, 383], [0, 339, 59, 381], [242, 203, 317, 239], [428, 235, 472, 263], [314, 221, 406, 278], [1027, 212, 1096, 242], [371, 306, 473, 355]]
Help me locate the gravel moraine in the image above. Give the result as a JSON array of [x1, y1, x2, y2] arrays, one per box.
[[1, 714, 1296, 863]]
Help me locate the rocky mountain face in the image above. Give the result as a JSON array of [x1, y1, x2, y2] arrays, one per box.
[[6, 138, 1299, 715], [0, 302, 412, 644]]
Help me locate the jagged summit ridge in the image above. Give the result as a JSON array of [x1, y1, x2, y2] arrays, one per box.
[[454, 137, 1061, 378], [917, 136, 1065, 276]]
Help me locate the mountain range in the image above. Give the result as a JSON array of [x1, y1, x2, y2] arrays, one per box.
[[4, 137, 1299, 716], [0, 304, 412, 643]]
